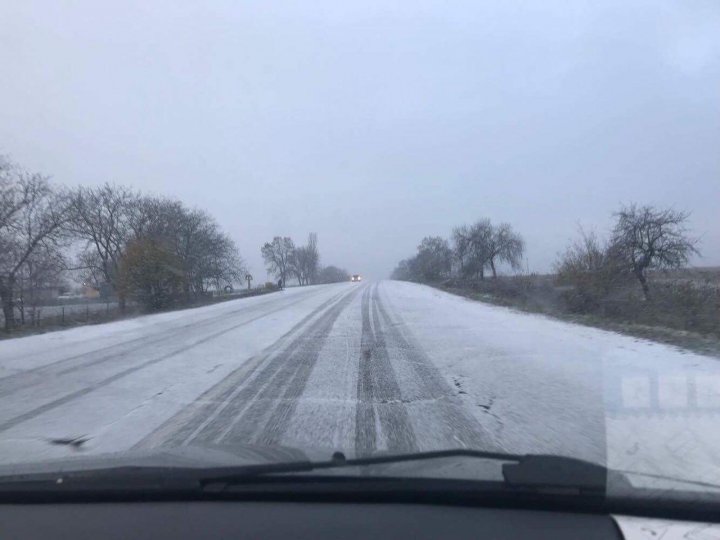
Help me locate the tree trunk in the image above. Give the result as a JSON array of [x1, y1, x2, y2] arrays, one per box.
[[183, 283, 191, 303], [0, 277, 16, 332], [635, 269, 650, 300], [490, 259, 497, 279]]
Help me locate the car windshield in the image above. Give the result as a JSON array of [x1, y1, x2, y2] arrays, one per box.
[[1, 0, 719, 513]]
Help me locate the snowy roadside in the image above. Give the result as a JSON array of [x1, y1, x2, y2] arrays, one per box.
[[435, 283, 720, 359], [379, 280, 720, 489]]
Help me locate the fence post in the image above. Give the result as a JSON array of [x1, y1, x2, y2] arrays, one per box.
[[86, 304, 89, 321], [62, 307, 65, 324]]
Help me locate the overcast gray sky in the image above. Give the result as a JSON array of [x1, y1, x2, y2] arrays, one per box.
[[2, 0, 718, 279]]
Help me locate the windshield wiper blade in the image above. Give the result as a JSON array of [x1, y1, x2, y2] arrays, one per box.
[[0, 449, 611, 495], [199, 448, 609, 493], [199, 449, 520, 484]]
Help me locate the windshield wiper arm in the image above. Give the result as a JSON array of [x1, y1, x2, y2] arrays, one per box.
[[0, 449, 611, 495], [200, 448, 521, 484], [199, 448, 609, 493]]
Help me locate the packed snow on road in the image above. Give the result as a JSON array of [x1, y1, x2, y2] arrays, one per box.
[[0, 281, 718, 489]]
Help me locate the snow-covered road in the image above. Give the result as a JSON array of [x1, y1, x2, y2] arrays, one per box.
[[1, 281, 719, 487]]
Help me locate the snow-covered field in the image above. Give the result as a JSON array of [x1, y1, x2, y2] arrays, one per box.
[[0, 280, 718, 492]]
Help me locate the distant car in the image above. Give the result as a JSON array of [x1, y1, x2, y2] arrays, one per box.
[[351, 274, 362, 282]]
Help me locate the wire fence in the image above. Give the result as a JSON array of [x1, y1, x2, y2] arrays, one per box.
[[1, 286, 279, 336], [0, 299, 130, 330]]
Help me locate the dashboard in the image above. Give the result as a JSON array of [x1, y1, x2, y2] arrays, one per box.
[[0, 502, 624, 539], [1, 501, 716, 539]]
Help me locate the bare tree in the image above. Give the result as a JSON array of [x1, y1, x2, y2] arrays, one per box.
[[467, 219, 493, 280], [415, 236, 452, 281], [291, 246, 309, 285], [458, 220, 525, 279], [451, 225, 471, 276], [306, 233, 320, 284], [0, 158, 29, 232], [200, 233, 245, 292], [391, 258, 417, 281], [69, 189, 245, 308], [290, 233, 320, 286], [611, 204, 699, 299], [0, 159, 68, 330], [126, 197, 245, 298], [261, 236, 295, 284], [487, 223, 525, 278], [16, 246, 67, 325], [66, 184, 138, 309], [168, 205, 243, 294], [118, 236, 185, 311], [318, 265, 349, 283]]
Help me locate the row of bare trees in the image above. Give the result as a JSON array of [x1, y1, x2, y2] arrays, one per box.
[[317, 265, 350, 283], [260, 234, 350, 285], [392, 220, 525, 282], [69, 187, 245, 310], [392, 206, 699, 303], [261, 234, 321, 286], [0, 157, 245, 330], [452, 220, 525, 280]]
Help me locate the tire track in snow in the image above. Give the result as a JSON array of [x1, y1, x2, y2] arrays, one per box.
[[355, 284, 418, 456], [372, 283, 497, 451], [231, 286, 362, 447], [139, 286, 361, 448], [0, 289, 341, 435]]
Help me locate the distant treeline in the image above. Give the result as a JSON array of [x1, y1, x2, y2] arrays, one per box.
[[260, 234, 350, 286], [392, 207, 718, 340], [392, 219, 525, 283], [393, 205, 699, 301]]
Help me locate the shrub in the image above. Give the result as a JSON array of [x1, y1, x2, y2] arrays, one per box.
[[555, 231, 626, 313], [118, 238, 186, 311]]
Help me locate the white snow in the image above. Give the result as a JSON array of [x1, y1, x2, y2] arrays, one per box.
[[0, 279, 718, 496], [0, 286, 322, 376], [378, 281, 720, 490], [280, 290, 364, 452], [0, 283, 353, 464]]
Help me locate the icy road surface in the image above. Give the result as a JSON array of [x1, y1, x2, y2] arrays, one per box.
[[0, 281, 718, 486]]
